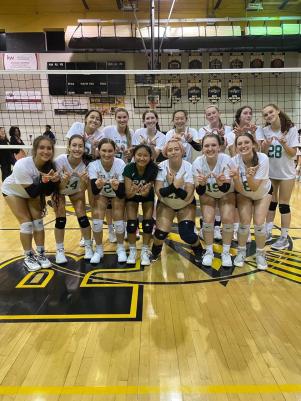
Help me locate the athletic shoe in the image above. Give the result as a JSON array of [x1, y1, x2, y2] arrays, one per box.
[[117, 245, 127, 263], [214, 226, 222, 240], [84, 242, 93, 260], [202, 250, 214, 267], [79, 237, 85, 247], [271, 236, 289, 250], [221, 251, 232, 267], [265, 232, 273, 244], [127, 247, 137, 264], [23, 252, 41, 272], [193, 247, 203, 264], [108, 229, 117, 243], [36, 252, 52, 269], [256, 250, 268, 270], [140, 248, 151, 266], [55, 249, 67, 264], [90, 248, 104, 264], [234, 248, 246, 267]]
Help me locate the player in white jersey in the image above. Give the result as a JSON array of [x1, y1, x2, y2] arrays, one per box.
[[2, 136, 59, 271], [231, 133, 272, 270], [53, 135, 92, 264], [88, 138, 127, 264], [192, 134, 235, 267], [165, 110, 201, 163], [133, 110, 166, 161], [151, 138, 203, 263], [261, 104, 298, 250], [102, 107, 135, 163]]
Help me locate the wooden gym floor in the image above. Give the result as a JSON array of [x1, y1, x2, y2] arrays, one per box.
[[0, 185, 300, 401]]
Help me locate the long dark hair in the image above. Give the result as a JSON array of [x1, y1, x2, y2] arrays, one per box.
[[172, 109, 188, 129], [84, 109, 103, 127], [263, 103, 294, 133], [9, 126, 21, 138], [142, 109, 161, 131], [32, 136, 56, 173], [133, 144, 159, 182], [115, 107, 132, 147], [201, 133, 222, 150], [233, 105, 253, 128], [235, 132, 258, 166]]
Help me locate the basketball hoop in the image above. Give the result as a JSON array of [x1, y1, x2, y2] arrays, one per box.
[[147, 94, 160, 110]]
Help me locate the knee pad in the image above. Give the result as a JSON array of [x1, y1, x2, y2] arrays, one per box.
[[154, 228, 168, 241], [55, 217, 66, 230], [254, 224, 266, 237], [127, 219, 138, 233], [92, 219, 103, 233], [20, 221, 33, 234], [78, 215, 90, 228], [238, 224, 250, 235], [269, 201, 278, 211], [114, 220, 125, 234], [279, 204, 290, 214], [142, 219, 154, 234], [32, 218, 44, 232], [178, 220, 198, 244], [203, 222, 214, 232], [223, 223, 233, 233]]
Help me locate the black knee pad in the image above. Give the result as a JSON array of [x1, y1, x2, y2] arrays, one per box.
[[178, 220, 198, 244], [154, 228, 168, 241], [142, 219, 154, 234], [78, 216, 90, 228], [279, 203, 290, 214], [55, 217, 66, 229], [127, 219, 138, 233], [269, 201, 278, 211]]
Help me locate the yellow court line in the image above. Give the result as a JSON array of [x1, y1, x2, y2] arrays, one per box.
[[267, 260, 301, 275], [268, 267, 301, 283], [0, 384, 300, 395]]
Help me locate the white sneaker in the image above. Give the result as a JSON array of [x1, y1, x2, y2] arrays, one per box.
[[256, 250, 268, 270], [56, 249, 67, 264], [108, 229, 117, 243], [271, 236, 289, 250], [23, 252, 41, 272], [214, 226, 222, 240], [202, 249, 214, 266], [221, 251, 232, 267], [90, 248, 104, 264], [234, 248, 246, 267], [79, 237, 85, 247], [36, 252, 52, 269], [127, 247, 137, 264], [117, 245, 127, 263], [140, 248, 151, 266], [84, 242, 94, 260]]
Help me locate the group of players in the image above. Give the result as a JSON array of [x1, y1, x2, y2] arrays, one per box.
[[1, 104, 299, 272]]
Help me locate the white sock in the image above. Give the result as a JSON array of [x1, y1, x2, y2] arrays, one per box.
[[281, 228, 289, 238], [84, 239, 92, 246], [36, 245, 44, 254], [233, 222, 239, 232], [56, 243, 64, 250], [223, 244, 230, 253], [266, 222, 274, 233], [206, 244, 213, 253], [108, 224, 114, 232], [95, 245, 103, 253]]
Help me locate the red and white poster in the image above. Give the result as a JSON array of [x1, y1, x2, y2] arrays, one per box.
[[6, 91, 42, 111]]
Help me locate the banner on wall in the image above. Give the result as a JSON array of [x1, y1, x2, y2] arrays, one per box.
[[228, 79, 242, 103], [188, 53, 202, 69], [3, 53, 38, 70], [271, 52, 285, 68], [250, 53, 264, 68], [52, 98, 89, 115], [5, 90, 42, 111], [90, 96, 125, 115], [209, 53, 223, 69], [208, 79, 222, 104], [167, 53, 182, 70], [188, 80, 202, 103], [229, 53, 244, 69]]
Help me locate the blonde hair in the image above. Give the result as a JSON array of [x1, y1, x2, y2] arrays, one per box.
[[162, 138, 185, 158], [115, 107, 132, 147]]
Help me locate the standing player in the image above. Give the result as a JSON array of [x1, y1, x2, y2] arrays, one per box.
[[54, 135, 92, 264], [2, 136, 59, 271], [192, 134, 235, 267], [261, 104, 298, 250]]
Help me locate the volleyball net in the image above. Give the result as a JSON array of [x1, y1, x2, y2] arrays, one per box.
[[0, 67, 300, 151]]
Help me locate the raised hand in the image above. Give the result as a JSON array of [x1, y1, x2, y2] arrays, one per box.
[[78, 168, 89, 184], [110, 178, 119, 191], [228, 164, 239, 180], [139, 182, 152, 197], [246, 165, 259, 177], [95, 176, 106, 189], [173, 173, 185, 189], [195, 168, 209, 186], [212, 167, 228, 186], [278, 131, 287, 145], [166, 168, 175, 185], [184, 131, 193, 143], [139, 135, 147, 145], [131, 182, 141, 195]]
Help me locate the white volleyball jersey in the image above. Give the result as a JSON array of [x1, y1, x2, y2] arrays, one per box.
[[2, 156, 40, 198], [199, 124, 234, 146], [133, 128, 166, 150], [102, 125, 134, 161], [65, 122, 105, 156], [232, 152, 271, 200], [55, 154, 86, 196], [156, 159, 194, 209], [88, 157, 125, 198], [192, 153, 235, 199], [228, 126, 264, 145], [165, 127, 200, 163], [262, 126, 299, 180]]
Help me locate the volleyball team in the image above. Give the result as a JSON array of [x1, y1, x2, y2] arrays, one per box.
[[1, 104, 298, 272]]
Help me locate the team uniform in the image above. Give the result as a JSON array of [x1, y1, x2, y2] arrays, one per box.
[[123, 162, 154, 203], [165, 127, 200, 163], [132, 128, 166, 152], [102, 125, 134, 162], [66, 122, 104, 157], [156, 159, 194, 210], [232, 152, 271, 200], [54, 154, 86, 196], [192, 153, 234, 198], [88, 157, 126, 198], [262, 126, 299, 180]]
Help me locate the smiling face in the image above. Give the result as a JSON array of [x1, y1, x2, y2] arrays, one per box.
[[262, 105, 280, 125], [202, 136, 220, 158], [0, 128, 6, 140], [99, 143, 115, 163], [115, 110, 129, 129], [143, 112, 158, 129], [165, 140, 183, 161], [205, 106, 220, 125], [235, 135, 255, 157], [173, 111, 187, 130], [35, 139, 54, 163], [134, 147, 151, 168], [239, 107, 253, 125], [85, 111, 102, 132], [68, 137, 85, 160]]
